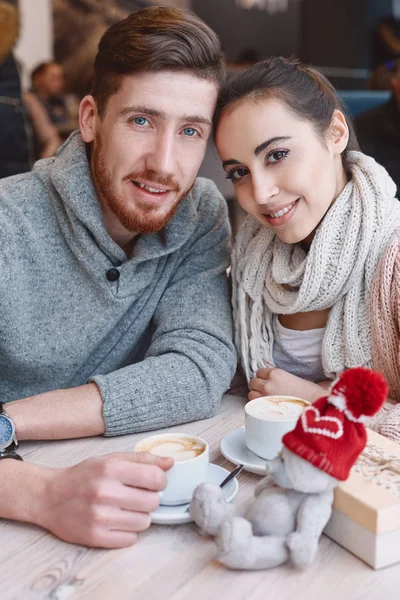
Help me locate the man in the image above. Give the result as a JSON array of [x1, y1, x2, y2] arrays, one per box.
[[355, 62, 400, 193], [0, 7, 236, 548]]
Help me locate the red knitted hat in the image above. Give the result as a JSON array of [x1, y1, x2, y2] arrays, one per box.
[[282, 367, 388, 481]]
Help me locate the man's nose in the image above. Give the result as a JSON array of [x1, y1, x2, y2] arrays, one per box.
[[252, 174, 279, 205], [145, 132, 176, 177]]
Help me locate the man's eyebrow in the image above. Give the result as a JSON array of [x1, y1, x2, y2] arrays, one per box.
[[120, 105, 167, 118], [181, 114, 212, 126], [120, 106, 211, 126], [254, 136, 291, 156]]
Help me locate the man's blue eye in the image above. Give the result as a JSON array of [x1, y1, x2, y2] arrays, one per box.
[[134, 117, 148, 126], [183, 128, 197, 137]]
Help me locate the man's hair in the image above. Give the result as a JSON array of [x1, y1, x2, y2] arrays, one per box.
[[91, 6, 226, 117]]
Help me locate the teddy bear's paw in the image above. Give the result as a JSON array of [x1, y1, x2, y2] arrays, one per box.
[[287, 532, 319, 568], [216, 517, 252, 568], [190, 482, 228, 535], [218, 519, 289, 570]]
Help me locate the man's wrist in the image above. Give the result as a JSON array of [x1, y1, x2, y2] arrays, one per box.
[[5, 384, 105, 441], [4, 399, 25, 440], [0, 459, 52, 525]]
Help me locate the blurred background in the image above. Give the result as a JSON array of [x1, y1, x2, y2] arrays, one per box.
[[2, 0, 400, 231]]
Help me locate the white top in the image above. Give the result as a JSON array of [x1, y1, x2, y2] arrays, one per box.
[[273, 317, 326, 382], [275, 318, 325, 362]]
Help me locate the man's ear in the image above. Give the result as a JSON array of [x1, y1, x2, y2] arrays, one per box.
[[79, 95, 98, 143], [329, 109, 349, 155]]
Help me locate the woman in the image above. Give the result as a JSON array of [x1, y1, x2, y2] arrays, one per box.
[[215, 57, 400, 441]]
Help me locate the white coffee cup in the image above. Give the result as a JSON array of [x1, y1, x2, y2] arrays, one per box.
[[245, 395, 310, 460], [134, 432, 209, 506]]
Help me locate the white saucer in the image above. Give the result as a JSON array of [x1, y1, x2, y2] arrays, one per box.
[[150, 463, 239, 525], [220, 426, 267, 476]]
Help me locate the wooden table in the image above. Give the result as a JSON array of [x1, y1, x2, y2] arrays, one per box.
[[0, 394, 398, 600]]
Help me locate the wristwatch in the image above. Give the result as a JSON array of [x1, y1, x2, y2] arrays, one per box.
[[0, 402, 22, 460]]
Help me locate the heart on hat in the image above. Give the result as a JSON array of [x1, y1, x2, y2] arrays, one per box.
[[301, 406, 344, 440]]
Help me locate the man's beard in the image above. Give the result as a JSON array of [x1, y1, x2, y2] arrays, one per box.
[[92, 135, 193, 234]]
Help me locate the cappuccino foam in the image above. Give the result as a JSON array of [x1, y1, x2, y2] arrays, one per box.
[[136, 436, 205, 462], [246, 397, 307, 421]]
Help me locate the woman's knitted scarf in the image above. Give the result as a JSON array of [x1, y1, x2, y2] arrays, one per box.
[[232, 151, 400, 382]]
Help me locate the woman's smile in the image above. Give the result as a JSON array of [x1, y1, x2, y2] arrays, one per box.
[[262, 198, 300, 226]]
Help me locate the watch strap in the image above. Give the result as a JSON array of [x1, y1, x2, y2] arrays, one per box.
[[0, 402, 19, 451], [0, 450, 23, 461]]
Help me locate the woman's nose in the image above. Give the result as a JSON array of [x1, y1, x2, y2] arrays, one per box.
[[252, 176, 279, 205]]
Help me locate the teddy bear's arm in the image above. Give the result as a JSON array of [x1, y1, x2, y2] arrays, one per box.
[[287, 490, 334, 568], [253, 473, 276, 497], [264, 455, 292, 489]]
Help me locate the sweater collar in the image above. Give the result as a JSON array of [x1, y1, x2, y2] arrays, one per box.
[[39, 131, 198, 262]]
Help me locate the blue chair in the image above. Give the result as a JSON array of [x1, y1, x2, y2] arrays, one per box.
[[337, 90, 391, 118]]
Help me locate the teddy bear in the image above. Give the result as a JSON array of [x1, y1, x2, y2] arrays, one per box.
[[190, 367, 388, 570]]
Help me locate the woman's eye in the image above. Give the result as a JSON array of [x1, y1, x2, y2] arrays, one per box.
[[132, 117, 149, 127], [267, 149, 289, 163], [227, 167, 248, 181], [182, 127, 198, 137]]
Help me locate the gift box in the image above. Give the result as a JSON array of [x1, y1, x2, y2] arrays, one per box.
[[324, 429, 400, 569]]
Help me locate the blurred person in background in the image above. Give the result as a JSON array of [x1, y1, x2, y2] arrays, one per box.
[[0, 0, 29, 178], [369, 59, 398, 91], [24, 61, 74, 159], [372, 12, 400, 71], [356, 60, 400, 194], [53, 0, 149, 99], [30, 61, 69, 125], [24, 61, 80, 156], [23, 87, 63, 159]]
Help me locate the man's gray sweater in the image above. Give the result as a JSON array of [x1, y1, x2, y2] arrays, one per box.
[[0, 132, 236, 435]]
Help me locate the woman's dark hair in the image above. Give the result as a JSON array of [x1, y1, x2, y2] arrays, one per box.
[[213, 56, 359, 155]]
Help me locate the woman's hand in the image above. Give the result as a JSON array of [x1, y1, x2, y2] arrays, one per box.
[[248, 368, 328, 403]]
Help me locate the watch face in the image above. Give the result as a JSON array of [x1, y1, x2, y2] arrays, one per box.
[[0, 415, 13, 448]]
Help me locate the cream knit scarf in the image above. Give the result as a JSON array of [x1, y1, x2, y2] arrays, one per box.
[[232, 151, 400, 382]]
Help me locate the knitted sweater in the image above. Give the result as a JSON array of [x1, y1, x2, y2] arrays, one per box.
[[0, 132, 236, 435], [368, 233, 400, 442]]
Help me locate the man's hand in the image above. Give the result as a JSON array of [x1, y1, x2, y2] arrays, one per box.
[[33, 452, 173, 548], [248, 368, 328, 403]]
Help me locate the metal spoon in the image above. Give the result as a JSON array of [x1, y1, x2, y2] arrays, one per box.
[[184, 464, 244, 512], [218, 463, 244, 488]]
